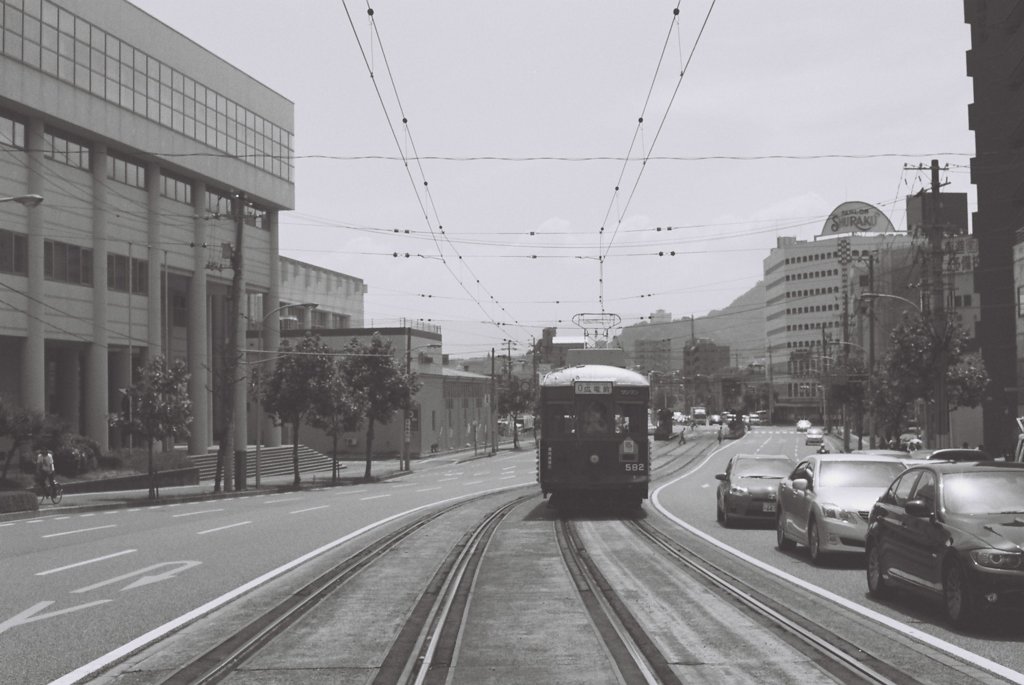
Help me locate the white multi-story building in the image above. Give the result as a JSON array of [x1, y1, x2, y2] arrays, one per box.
[[0, 0, 315, 454]]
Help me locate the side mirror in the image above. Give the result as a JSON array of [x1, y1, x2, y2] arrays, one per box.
[[714, 472, 727, 481], [792, 478, 809, 492], [905, 499, 932, 517]]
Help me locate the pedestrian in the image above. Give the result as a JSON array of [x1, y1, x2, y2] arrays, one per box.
[[35, 449, 55, 494], [717, 425, 723, 444], [678, 425, 686, 445]]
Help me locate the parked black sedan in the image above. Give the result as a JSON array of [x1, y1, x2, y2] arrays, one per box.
[[715, 454, 792, 527], [866, 461, 1024, 627]]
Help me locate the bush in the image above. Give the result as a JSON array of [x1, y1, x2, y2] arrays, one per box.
[[53, 434, 101, 476]]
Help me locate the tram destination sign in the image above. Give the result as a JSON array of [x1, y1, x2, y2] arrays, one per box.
[[575, 381, 613, 395]]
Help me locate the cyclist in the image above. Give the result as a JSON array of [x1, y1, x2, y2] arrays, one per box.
[[35, 449, 56, 496]]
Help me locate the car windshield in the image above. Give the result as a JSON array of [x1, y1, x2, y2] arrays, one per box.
[[942, 472, 1024, 515], [733, 459, 791, 479], [817, 461, 904, 488]]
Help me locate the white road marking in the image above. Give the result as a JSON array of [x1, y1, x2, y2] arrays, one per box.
[[50, 481, 531, 685], [36, 550, 137, 576], [652, 469, 1024, 684], [289, 506, 329, 514], [416, 487, 441, 492], [464, 480, 483, 485], [43, 525, 116, 539], [0, 522, 13, 528], [262, 497, 301, 504], [78, 513, 96, 517], [360, 494, 391, 501], [0, 600, 112, 636], [336, 489, 367, 495], [438, 477, 459, 482], [172, 509, 225, 518], [196, 521, 251, 535], [72, 561, 202, 593]]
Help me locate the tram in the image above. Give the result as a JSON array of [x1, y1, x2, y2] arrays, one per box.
[[537, 363, 650, 508]]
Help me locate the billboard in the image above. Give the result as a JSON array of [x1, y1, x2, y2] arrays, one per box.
[[820, 201, 896, 236]]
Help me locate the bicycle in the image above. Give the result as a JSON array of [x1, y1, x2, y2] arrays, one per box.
[[37, 479, 63, 505]]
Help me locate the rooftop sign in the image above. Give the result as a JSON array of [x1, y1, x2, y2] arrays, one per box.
[[820, 201, 895, 236]]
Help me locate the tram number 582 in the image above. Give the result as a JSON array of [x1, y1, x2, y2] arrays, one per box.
[[624, 463, 645, 472]]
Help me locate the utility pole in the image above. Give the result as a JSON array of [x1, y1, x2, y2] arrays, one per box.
[[928, 159, 949, 449], [218, 192, 245, 492], [767, 347, 774, 424], [867, 252, 876, 449], [490, 348, 497, 455], [821, 326, 829, 431], [402, 327, 411, 472]]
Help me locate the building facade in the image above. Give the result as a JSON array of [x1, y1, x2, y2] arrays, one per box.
[[0, 0, 304, 454], [965, 0, 1024, 454]]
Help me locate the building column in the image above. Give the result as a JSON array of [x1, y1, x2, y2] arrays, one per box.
[[187, 182, 209, 454], [263, 210, 281, 448], [22, 118, 45, 414], [146, 161, 162, 359], [56, 349, 82, 433], [87, 144, 110, 451]]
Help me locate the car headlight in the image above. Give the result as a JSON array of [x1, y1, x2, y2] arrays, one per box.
[[820, 504, 858, 523], [970, 549, 1024, 570], [728, 485, 749, 496]]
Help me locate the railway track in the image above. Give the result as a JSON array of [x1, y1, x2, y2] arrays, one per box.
[[155, 493, 530, 685]]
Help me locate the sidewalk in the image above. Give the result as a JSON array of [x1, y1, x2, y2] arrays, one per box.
[[5, 440, 531, 521]]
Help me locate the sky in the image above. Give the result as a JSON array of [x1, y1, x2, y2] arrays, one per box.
[[128, 1, 976, 359]]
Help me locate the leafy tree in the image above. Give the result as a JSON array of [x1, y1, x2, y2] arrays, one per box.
[[498, 377, 534, 449], [308, 358, 365, 485], [0, 399, 48, 481], [872, 314, 988, 443], [109, 355, 192, 499], [341, 333, 420, 479], [261, 334, 336, 486]]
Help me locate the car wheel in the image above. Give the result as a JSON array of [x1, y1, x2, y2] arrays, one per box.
[[776, 511, 794, 551], [722, 503, 733, 528], [943, 560, 976, 628], [808, 518, 825, 565], [866, 542, 893, 598]]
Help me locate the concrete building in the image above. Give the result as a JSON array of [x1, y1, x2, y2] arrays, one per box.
[[0, 0, 331, 456], [763, 226, 918, 424], [270, 327, 495, 460], [965, 0, 1024, 454]]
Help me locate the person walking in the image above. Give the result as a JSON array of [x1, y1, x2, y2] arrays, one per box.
[[717, 425, 723, 444], [678, 425, 686, 445]]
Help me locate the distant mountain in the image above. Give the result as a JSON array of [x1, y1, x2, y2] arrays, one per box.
[[615, 281, 766, 368]]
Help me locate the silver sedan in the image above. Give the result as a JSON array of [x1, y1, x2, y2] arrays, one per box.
[[776, 454, 906, 565]]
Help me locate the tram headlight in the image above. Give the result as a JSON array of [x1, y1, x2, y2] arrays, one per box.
[[589, 453, 599, 464]]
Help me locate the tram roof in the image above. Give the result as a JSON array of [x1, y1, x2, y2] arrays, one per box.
[[540, 364, 649, 387]]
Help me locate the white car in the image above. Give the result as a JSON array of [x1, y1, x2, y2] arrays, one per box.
[[776, 453, 906, 564], [796, 419, 811, 432]]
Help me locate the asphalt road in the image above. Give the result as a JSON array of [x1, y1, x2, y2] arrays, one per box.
[[6, 428, 1024, 684], [0, 449, 536, 685], [651, 426, 1024, 681]]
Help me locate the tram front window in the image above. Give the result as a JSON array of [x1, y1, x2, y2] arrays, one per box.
[[615, 404, 646, 437], [544, 405, 575, 437], [579, 399, 612, 436]]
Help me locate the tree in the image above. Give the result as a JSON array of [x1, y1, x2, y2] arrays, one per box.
[[498, 377, 534, 449], [341, 333, 419, 479], [873, 314, 989, 443], [109, 355, 192, 499], [261, 334, 335, 486], [308, 358, 365, 485], [0, 398, 47, 481]]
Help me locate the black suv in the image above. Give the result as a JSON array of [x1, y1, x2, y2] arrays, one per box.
[[866, 462, 1024, 627]]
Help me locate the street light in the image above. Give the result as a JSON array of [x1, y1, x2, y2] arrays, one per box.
[[251, 302, 318, 489], [403, 341, 441, 471], [0, 194, 43, 207]]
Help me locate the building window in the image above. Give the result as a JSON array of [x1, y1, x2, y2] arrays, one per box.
[[206, 189, 231, 217], [1019, 286, 1024, 317], [4, 0, 294, 181], [44, 128, 90, 170], [0, 229, 28, 275], [0, 111, 26, 148], [107, 253, 147, 293], [172, 292, 187, 326], [43, 239, 92, 285], [107, 152, 146, 188], [161, 171, 192, 204]]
